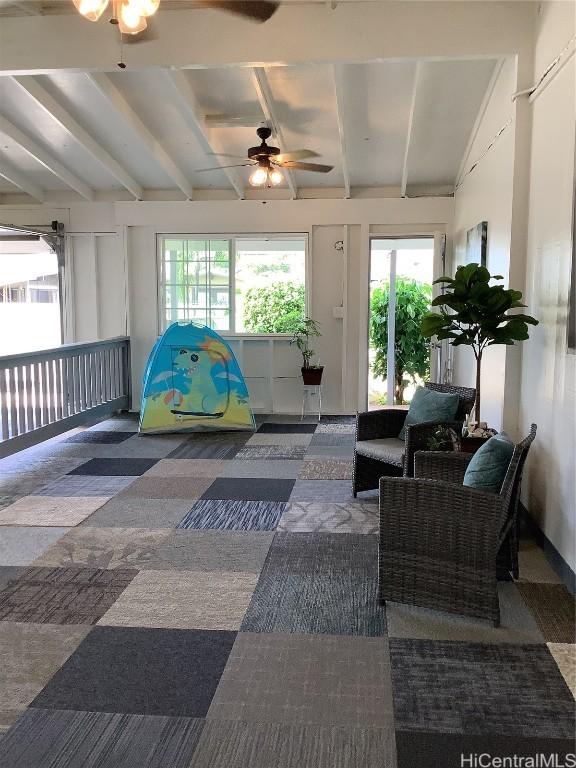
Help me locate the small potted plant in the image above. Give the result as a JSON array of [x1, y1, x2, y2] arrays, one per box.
[[290, 317, 324, 385]]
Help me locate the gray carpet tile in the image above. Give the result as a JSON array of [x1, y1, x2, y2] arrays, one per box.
[[32, 527, 171, 570], [32, 626, 236, 718], [116, 476, 213, 500], [69, 458, 159, 476], [178, 500, 286, 531], [235, 445, 307, 461], [0, 567, 137, 625], [547, 643, 576, 698], [277, 502, 379, 534], [257, 423, 317, 434], [241, 572, 387, 636], [189, 720, 396, 768], [88, 416, 139, 431], [263, 533, 378, 577], [167, 441, 245, 460], [0, 527, 71, 566], [316, 423, 356, 434], [143, 459, 226, 478], [202, 478, 295, 502], [386, 583, 545, 644], [309, 433, 356, 447], [389, 639, 576, 738], [0, 709, 205, 768], [65, 431, 135, 444], [298, 460, 353, 480], [207, 632, 394, 728], [219, 460, 303, 479], [98, 569, 258, 630], [395, 731, 576, 768], [81, 498, 192, 528], [36, 475, 136, 497], [304, 446, 355, 459], [0, 495, 109, 527], [289, 480, 356, 502], [247, 433, 313, 446], [0, 566, 25, 591], [146, 530, 274, 572], [516, 583, 576, 643], [0, 622, 90, 732]]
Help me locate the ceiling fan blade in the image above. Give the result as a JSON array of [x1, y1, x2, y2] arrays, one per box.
[[205, 152, 251, 160], [275, 149, 319, 163], [278, 161, 334, 173], [195, 163, 255, 172], [205, 115, 266, 128], [196, 1, 279, 22]]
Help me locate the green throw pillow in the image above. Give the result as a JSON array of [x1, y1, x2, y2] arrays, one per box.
[[463, 433, 515, 494], [399, 386, 460, 440]]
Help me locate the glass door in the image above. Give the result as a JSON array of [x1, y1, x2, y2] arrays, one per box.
[[368, 237, 436, 409]]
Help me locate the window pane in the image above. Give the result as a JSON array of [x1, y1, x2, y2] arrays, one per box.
[[235, 237, 306, 333]]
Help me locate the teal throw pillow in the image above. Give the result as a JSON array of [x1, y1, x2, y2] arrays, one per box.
[[399, 386, 460, 440], [463, 433, 515, 494]]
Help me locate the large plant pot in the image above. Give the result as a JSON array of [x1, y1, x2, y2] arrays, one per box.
[[301, 366, 324, 385]]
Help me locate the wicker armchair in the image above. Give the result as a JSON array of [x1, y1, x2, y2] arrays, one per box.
[[378, 424, 537, 625], [352, 383, 476, 495]]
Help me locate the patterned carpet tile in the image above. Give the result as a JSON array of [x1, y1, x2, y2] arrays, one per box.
[[143, 459, 225, 478], [257, 423, 317, 434], [31, 527, 171, 570], [65, 431, 135, 444], [241, 572, 387, 636], [80, 497, 192, 528], [0, 496, 109, 527], [386, 583, 544, 644], [516, 583, 576, 643], [247, 433, 313, 446], [202, 478, 295, 502], [32, 626, 236, 718], [235, 445, 307, 461], [178, 500, 286, 531], [0, 527, 71, 566], [189, 720, 396, 768], [316, 423, 356, 434], [277, 502, 378, 534], [297, 460, 353, 480], [0, 567, 137, 625], [0, 709, 205, 768], [99, 570, 258, 630], [289, 480, 356, 502], [389, 639, 576, 737], [395, 730, 576, 768], [208, 632, 394, 728], [167, 441, 244, 460], [36, 475, 136, 497], [263, 532, 378, 577], [0, 566, 25, 590], [0, 622, 90, 732], [219, 460, 303, 479], [547, 643, 576, 697], [69, 458, 159, 476], [145, 530, 274, 572], [117, 476, 213, 501]]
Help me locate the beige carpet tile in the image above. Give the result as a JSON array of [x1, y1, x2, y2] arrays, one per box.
[[0, 496, 109, 527], [115, 476, 214, 500], [297, 460, 353, 480], [98, 569, 258, 630], [516, 583, 576, 643], [277, 502, 378, 534], [518, 539, 563, 583], [142, 459, 225, 478], [547, 644, 576, 697]]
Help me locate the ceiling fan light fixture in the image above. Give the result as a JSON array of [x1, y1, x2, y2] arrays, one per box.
[[268, 168, 283, 186], [73, 0, 110, 22], [118, 0, 148, 33], [131, 0, 160, 17], [249, 167, 268, 187]]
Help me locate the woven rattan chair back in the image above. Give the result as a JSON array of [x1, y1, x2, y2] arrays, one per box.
[[498, 423, 537, 529]]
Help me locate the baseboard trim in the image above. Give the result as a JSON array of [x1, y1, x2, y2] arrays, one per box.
[[520, 504, 576, 595]]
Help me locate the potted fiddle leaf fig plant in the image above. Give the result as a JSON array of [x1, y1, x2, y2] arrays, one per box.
[[290, 317, 323, 385], [421, 263, 538, 426]]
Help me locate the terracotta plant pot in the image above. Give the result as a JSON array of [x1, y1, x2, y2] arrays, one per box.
[[301, 366, 324, 385]]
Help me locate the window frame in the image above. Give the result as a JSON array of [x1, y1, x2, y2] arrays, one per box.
[[157, 232, 309, 336]]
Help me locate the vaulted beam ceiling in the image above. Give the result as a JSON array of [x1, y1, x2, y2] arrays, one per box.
[[332, 64, 350, 200], [0, 155, 44, 201]]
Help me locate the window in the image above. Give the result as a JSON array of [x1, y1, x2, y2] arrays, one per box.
[[159, 235, 307, 334]]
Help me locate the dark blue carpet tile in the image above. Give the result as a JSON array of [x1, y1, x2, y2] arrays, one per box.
[[0, 708, 205, 768], [257, 423, 317, 434], [68, 458, 158, 476], [178, 500, 286, 531], [395, 731, 576, 768], [202, 478, 296, 502], [65, 431, 135, 444], [31, 626, 236, 718]]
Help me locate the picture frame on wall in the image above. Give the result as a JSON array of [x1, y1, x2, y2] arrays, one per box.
[[466, 221, 488, 266]]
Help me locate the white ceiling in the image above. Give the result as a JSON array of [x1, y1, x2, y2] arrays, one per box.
[[0, 57, 497, 200]]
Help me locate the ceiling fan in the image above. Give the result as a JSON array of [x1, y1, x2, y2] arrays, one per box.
[[197, 126, 334, 187]]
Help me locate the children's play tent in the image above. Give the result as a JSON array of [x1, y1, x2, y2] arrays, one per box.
[[139, 321, 255, 434]]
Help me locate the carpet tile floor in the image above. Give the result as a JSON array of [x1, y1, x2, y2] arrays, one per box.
[[0, 414, 573, 768]]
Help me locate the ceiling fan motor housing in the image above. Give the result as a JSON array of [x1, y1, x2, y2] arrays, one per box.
[[248, 126, 280, 161]]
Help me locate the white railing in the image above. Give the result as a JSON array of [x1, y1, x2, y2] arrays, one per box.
[[0, 337, 131, 458]]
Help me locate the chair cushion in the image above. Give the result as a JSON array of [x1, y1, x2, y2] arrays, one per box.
[[399, 385, 460, 440], [463, 432, 515, 494], [355, 438, 405, 466]]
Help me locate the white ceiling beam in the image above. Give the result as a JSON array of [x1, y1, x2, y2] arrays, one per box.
[[251, 67, 297, 200], [11, 75, 143, 199], [0, 154, 44, 201], [332, 64, 351, 200], [167, 70, 244, 200], [0, 114, 94, 200], [400, 61, 422, 198], [87, 72, 193, 200]]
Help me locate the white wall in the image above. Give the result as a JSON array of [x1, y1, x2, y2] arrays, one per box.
[[518, 1, 576, 574]]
